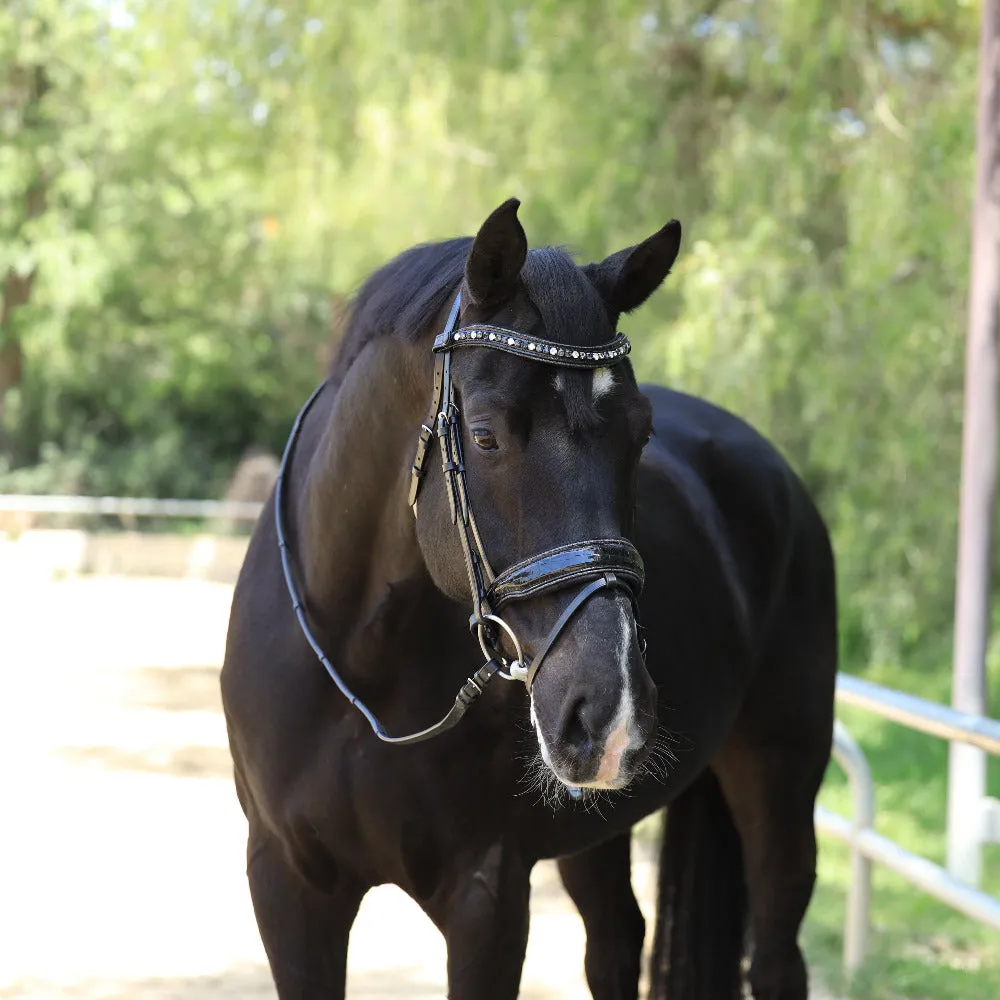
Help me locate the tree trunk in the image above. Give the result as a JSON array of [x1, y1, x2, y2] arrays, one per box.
[[0, 270, 33, 421], [0, 63, 50, 423]]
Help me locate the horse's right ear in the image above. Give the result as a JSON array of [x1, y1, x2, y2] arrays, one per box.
[[464, 198, 528, 308]]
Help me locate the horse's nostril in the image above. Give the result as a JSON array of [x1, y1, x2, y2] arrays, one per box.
[[561, 698, 594, 759]]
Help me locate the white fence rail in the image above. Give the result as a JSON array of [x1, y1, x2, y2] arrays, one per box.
[[0, 493, 264, 521], [835, 673, 1000, 755], [817, 674, 1000, 978]]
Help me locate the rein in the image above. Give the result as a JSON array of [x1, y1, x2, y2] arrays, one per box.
[[276, 291, 644, 745]]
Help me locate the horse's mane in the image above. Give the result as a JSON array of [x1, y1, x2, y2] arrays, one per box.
[[329, 237, 614, 389], [329, 237, 473, 384]]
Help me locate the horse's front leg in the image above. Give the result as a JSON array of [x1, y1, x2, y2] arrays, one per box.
[[558, 832, 645, 999], [424, 841, 532, 1000], [246, 826, 368, 1000]]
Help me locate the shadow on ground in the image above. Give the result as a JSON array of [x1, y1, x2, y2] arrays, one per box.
[[57, 662, 234, 778], [0, 965, 276, 1000], [60, 742, 234, 779], [1, 956, 590, 999], [126, 665, 225, 714]]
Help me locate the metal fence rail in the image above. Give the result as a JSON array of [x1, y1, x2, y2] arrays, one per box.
[[836, 673, 1000, 755], [0, 493, 264, 521], [818, 675, 1000, 979]]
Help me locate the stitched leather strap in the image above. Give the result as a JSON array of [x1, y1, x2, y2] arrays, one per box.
[[522, 575, 621, 689], [408, 293, 461, 509], [434, 325, 631, 368], [487, 538, 644, 609]]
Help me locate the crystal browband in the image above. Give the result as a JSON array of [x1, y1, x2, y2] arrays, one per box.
[[433, 325, 632, 368]]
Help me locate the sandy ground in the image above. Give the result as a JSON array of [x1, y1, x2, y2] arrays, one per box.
[[0, 573, 840, 999], [0, 575, 663, 999]]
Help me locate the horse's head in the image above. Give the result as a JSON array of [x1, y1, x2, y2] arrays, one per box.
[[415, 199, 680, 792]]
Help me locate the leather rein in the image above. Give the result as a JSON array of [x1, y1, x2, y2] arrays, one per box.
[[276, 291, 644, 745]]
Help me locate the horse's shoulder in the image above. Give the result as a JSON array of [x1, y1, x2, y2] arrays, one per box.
[[640, 384, 804, 524], [638, 383, 831, 608]]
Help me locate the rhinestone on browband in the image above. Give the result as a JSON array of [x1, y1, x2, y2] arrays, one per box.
[[432, 324, 632, 368]]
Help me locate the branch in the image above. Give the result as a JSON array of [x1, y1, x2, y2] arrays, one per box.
[[867, 5, 975, 47]]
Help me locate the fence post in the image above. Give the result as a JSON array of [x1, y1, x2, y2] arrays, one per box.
[[947, 0, 1000, 888], [831, 720, 874, 976]]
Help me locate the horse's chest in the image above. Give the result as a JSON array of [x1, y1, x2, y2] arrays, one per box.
[[304, 718, 519, 881]]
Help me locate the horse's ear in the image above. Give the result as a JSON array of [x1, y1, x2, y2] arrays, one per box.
[[588, 220, 682, 316], [464, 198, 528, 308]]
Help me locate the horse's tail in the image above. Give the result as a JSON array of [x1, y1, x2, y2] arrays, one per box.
[[647, 767, 747, 999]]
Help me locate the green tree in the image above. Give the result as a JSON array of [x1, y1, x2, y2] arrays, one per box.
[[0, 0, 985, 666]]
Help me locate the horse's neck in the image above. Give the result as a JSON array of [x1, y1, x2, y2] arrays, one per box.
[[298, 336, 432, 667]]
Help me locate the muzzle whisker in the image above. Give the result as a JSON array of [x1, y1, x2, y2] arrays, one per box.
[[583, 791, 608, 820], [639, 725, 679, 784]]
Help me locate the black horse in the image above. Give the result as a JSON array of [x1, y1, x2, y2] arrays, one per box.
[[221, 199, 837, 1000]]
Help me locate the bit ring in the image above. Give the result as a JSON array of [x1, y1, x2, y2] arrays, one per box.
[[476, 613, 528, 683]]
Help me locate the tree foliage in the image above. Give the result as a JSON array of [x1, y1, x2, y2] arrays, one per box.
[[0, 0, 985, 666]]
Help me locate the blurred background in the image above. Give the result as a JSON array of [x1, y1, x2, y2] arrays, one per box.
[[1, 1, 998, 999]]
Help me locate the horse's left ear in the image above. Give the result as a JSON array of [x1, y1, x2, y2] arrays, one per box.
[[587, 219, 682, 315]]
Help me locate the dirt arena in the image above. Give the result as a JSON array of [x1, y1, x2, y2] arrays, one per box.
[[0, 574, 665, 999]]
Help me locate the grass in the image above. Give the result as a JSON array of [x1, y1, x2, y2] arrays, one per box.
[[803, 656, 1000, 999]]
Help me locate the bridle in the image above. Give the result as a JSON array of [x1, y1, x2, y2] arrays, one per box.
[[276, 290, 645, 745]]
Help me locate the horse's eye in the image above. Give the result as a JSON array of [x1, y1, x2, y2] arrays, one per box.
[[472, 428, 498, 451]]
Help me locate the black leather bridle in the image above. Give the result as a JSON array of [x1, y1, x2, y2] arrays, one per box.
[[276, 291, 645, 745]]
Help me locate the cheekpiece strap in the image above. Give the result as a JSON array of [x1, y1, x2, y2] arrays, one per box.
[[434, 325, 632, 369]]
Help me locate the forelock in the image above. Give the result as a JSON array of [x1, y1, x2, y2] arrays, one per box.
[[520, 247, 612, 433], [520, 247, 613, 348]]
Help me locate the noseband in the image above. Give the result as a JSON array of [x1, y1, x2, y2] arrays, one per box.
[[276, 291, 644, 745]]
